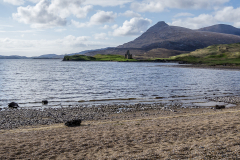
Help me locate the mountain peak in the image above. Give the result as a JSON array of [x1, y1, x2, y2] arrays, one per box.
[[144, 21, 169, 33], [155, 21, 169, 27]]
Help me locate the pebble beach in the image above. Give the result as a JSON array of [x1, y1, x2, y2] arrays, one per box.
[[0, 96, 240, 159], [1, 96, 240, 130]]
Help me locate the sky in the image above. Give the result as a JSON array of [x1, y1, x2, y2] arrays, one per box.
[[0, 0, 240, 57]]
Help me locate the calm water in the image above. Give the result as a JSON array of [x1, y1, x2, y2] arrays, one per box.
[[0, 59, 239, 108]]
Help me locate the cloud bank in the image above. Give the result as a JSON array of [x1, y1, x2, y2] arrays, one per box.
[[131, 0, 229, 12], [72, 10, 117, 28], [171, 6, 240, 29], [113, 17, 151, 36], [12, 0, 92, 28]]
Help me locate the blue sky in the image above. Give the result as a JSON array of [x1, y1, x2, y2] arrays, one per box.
[[0, 0, 240, 57]]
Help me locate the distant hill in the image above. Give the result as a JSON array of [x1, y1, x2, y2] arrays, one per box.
[[0, 55, 29, 59], [85, 21, 240, 59], [198, 24, 240, 36], [32, 54, 64, 59], [68, 48, 109, 56]]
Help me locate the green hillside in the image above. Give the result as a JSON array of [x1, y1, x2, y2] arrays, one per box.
[[63, 54, 138, 62], [170, 43, 240, 65]]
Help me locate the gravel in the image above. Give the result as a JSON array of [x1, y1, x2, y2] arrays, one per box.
[[1, 96, 240, 130], [0, 103, 167, 130], [209, 96, 240, 104]]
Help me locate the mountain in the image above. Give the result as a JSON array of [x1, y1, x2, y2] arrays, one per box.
[[117, 21, 240, 51], [198, 24, 240, 36], [85, 21, 240, 59]]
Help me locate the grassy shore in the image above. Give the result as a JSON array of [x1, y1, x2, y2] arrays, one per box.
[[1, 104, 240, 159], [169, 43, 240, 66], [63, 54, 138, 62]]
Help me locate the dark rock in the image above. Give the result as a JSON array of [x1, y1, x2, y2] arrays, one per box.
[[8, 102, 19, 108], [215, 105, 225, 109], [65, 119, 82, 127], [42, 100, 48, 105]]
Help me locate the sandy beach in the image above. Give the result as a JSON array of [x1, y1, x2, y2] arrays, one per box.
[[1, 103, 240, 159]]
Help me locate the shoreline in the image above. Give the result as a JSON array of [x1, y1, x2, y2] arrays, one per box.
[[1, 96, 240, 159], [1, 96, 240, 130], [173, 64, 240, 70], [1, 103, 240, 159]]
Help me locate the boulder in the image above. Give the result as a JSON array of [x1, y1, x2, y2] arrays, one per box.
[[42, 100, 48, 105], [65, 119, 82, 127], [215, 105, 225, 109], [8, 102, 19, 108]]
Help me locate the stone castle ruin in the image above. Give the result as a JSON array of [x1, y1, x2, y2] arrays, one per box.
[[125, 50, 132, 59]]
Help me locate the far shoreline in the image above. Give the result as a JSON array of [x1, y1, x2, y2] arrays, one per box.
[[169, 63, 240, 70]]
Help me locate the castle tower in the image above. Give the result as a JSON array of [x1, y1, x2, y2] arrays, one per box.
[[125, 50, 132, 59]]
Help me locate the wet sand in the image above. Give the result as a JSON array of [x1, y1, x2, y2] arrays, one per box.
[[1, 106, 240, 159]]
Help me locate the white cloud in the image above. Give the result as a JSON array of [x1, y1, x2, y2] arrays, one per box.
[[131, 1, 164, 12], [171, 14, 217, 29], [4, 0, 133, 6], [214, 6, 240, 27], [119, 10, 141, 17], [131, 0, 229, 12], [61, 35, 89, 47], [83, 0, 133, 7], [102, 25, 109, 29], [170, 6, 240, 29], [12, 0, 92, 28], [72, 10, 117, 28], [48, 0, 92, 19], [113, 17, 151, 36], [3, 0, 46, 5], [28, 0, 42, 3], [174, 12, 194, 18], [71, 20, 87, 28], [13, 0, 67, 28], [90, 10, 117, 25], [111, 24, 118, 29], [94, 33, 108, 40]]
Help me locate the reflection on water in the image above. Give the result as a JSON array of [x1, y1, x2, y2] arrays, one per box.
[[0, 59, 239, 108]]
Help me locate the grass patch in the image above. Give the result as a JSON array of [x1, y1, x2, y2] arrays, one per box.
[[63, 54, 138, 62], [170, 43, 240, 65], [94, 54, 138, 62], [63, 55, 96, 61]]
